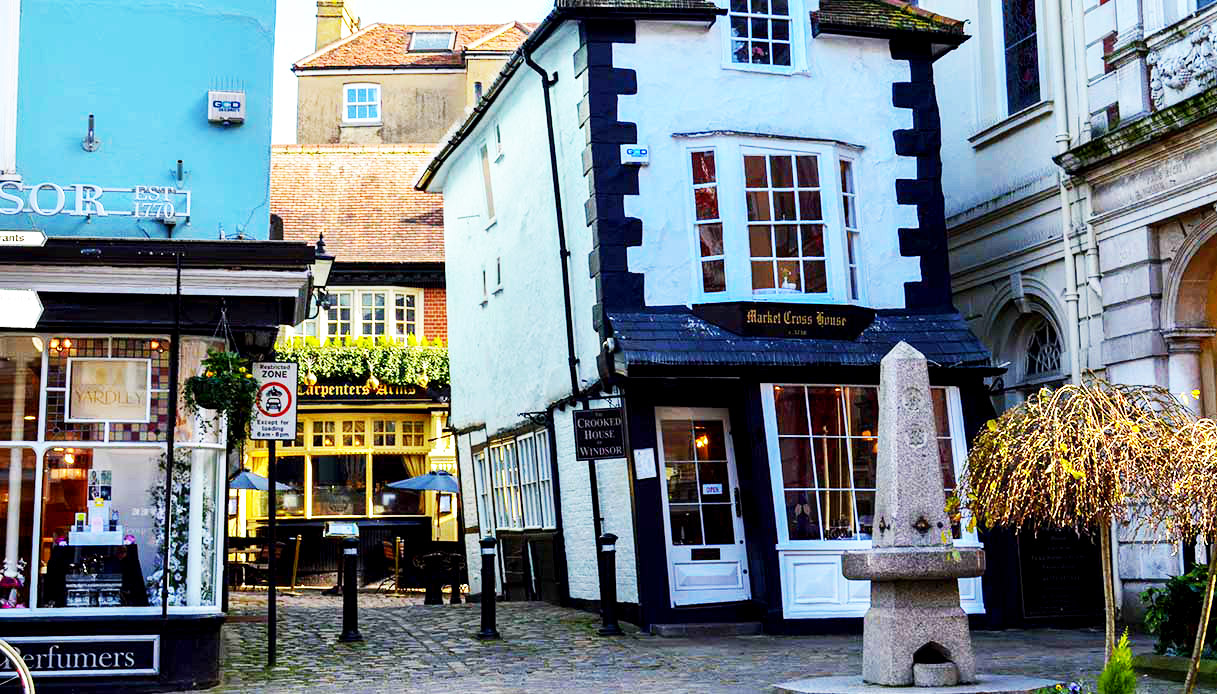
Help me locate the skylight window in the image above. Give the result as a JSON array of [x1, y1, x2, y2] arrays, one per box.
[[409, 31, 455, 52]]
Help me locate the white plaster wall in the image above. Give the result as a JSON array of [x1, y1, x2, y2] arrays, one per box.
[[456, 431, 484, 596], [614, 22, 920, 309], [437, 24, 599, 435], [552, 405, 599, 600]]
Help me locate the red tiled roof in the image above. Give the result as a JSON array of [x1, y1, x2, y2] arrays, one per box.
[[295, 22, 534, 70], [271, 145, 444, 264]]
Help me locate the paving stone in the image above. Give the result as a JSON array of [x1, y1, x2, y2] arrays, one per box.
[[165, 591, 1195, 694]]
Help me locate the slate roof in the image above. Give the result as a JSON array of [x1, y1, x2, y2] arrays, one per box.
[[607, 308, 991, 370], [271, 145, 443, 264], [294, 22, 534, 70], [812, 0, 966, 44]]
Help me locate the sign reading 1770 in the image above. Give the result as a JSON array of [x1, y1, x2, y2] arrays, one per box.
[[0, 181, 192, 221]]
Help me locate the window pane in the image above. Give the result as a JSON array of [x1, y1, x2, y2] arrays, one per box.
[[775, 225, 799, 257], [749, 226, 773, 257], [662, 420, 693, 461], [804, 261, 828, 293], [855, 491, 876, 539], [744, 156, 768, 187], [851, 438, 878, 489], [667, 462, 698, 502], [801, 225, 825, 256], [774, 191, 797, 220], [771, 0, 789, 14], [371, 454, 424, 516], [815, 436, 847, 489], [691, 151, 716, 184], [746, 191, 771, 221], [798, 191, 822, 220], [0, 337, 42, 440], [777, 260, 800, 290], [807, 387, 843, 436], [731, 16, 748, 37], [670, 506, 703, 545], [820, 489, 855, 539], [847, 387, 879, 436], [702, 260, 726, 293], [698, 223, 724, 257], [0, 448, 35, 607], [750, 0, 767, 12], [751, 17, 768, 39], [774, 385, 809, 435], [311, 454, 367, 516], [772, 18, 789, 39], [347, 105, 357, 120], [780, 438, 813, 487], [751, 42, 770, 64], [692, 420, 726, 460], [773, 43, 791, 66], [751, 261, 775, 290], [698, 462, 730, 501], [368, 104, 378, 120], [703, 505, 735, 545], [733, 40, 749, 63], [694, 187, 719, 220], [795, 156, 819, 187], [786, 490, 821, 540], [269, 455, 305, 518]]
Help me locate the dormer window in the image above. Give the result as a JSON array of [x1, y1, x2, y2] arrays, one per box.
[[409, 31, 455, 52]]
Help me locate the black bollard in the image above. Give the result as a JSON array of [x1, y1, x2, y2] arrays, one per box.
[[597, 532, 623, 636], [338, 536, 363, 642], [476, 536, 500, 640]]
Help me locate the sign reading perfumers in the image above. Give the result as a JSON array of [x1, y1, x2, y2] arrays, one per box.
[[573, 408, 626, 461], [0, 635, 160, 677], [251, 361, 298, 441], [66, 359, 151, 422]]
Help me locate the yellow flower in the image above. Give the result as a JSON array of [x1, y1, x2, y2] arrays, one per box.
[[986, 420, 997, 432], [205, 371, 214, 377], [245, 374, 254, 379], [1192, 389, 1201, 399], [238, 367, 247, 373]]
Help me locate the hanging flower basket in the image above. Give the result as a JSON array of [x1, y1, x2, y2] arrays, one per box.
[[183, 349, 257, 448]]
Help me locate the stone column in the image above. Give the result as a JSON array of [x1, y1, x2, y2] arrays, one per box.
[[186, 449, 207, 606], [1164, 328, 1216, 415]]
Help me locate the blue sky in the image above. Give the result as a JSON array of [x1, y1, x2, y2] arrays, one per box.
[[273, 0, 554, 143]]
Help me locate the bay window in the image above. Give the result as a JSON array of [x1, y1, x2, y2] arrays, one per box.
[[0, 334, 226, 616], [685, 137, 864, 304], [472, 430, 556, 532], [763, 383, 975, 546]]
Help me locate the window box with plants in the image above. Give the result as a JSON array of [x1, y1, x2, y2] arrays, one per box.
[[274, 335, 450, 392]]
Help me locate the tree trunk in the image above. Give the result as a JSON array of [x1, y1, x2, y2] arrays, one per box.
[[1184, 548, 1216, 694], [1100, 521, 1116, 661]]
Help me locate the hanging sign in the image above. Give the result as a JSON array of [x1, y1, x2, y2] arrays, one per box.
[[250, 361, 298, 441], [573, 408, 626, 461], [0, 230, 46, 246], [0, 635, 160, 677], [0, 289, 43, 328], [66, 358, 151, 423], [0, 181, 191, 221], [693, 302, 875, 340]]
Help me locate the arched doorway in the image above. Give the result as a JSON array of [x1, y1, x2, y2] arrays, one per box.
[[1163, 220, 1217, 417]]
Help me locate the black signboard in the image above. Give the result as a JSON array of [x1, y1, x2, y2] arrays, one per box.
[[1017, 529, 1105, 620], [0, 635, 160, 677], [573, 408, 626, 461], [692, 302, 876, 340], [298, 380, 444, 404]]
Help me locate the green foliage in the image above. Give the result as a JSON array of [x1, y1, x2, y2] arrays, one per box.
[[1096, 630, 1137, 694], [1141, 563, 1217, 658], [274, 336, 449, 389], [182, 349, 257, 450]]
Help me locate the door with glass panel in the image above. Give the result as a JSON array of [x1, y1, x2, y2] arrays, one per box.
[[655, 408, 750, 606]]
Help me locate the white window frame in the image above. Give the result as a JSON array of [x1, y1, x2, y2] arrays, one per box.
[[342, 83, 381, 125], [292, 286, 424, 342], [721, 0, 806, 75], [837, 154, 866, 304], [990, 0, 1046, 118], [475, 449, 494, 535], [759, 383, 981, 551], [683, 136, 863, 306], [480, 144, 496, 228], [477, 429, 556, 532], [408, 30, 456, 52]]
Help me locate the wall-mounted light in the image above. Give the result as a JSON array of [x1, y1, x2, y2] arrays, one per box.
[[305, 233, 336, 320], [82, 114, 101, 152]]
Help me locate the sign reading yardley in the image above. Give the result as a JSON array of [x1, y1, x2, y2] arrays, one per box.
[[0, 635, 160, 677], [0, 181, 191, 220], [67, 358, 151, 423]]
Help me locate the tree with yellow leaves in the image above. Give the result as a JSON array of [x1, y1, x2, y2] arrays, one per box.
[[959, 378, 1194, 661], [1131, 417, 1217, 694]]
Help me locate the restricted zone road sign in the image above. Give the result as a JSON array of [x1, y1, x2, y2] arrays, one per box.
[[251, 361, 298, 441]]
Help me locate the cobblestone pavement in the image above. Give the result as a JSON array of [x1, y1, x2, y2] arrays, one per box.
[[179, 591, 1206, 694]]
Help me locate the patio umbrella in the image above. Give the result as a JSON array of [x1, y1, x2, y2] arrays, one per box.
[[387, 470, 460, 493], [229, 470, 294, 492]]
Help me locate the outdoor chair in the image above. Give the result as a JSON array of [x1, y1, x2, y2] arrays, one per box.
[[377, 537, 405, 594], [414, 551, 464, 605], [242, 536, 302, 592]]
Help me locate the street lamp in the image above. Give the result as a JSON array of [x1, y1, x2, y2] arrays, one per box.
[[307, 233, 335, 319]]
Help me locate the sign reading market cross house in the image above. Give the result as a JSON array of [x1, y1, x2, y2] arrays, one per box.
[[692, 302, 876, 340], [0, 635, 160, 677], [0, 180, 191, 221], [573, 408, 626, 461]]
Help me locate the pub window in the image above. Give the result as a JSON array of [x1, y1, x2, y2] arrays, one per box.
[[313, 420, 336, 447], [340, 420, 366, 447], [373, 420, 397, 447], [768, 385, 966, 543], [394, 293, 418, 338], [1002, 0, 1041, 113], [728, 0, 793, 69], [326, 291, 353, 338], [371, 454, 425, 516], [311, 454, 366, 516], [403, 420, 425, 447], [252, 453, 305, 518], [360, 292, 388, 337]]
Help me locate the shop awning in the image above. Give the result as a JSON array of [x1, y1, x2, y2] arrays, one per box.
[[604, 307, 993, 373]]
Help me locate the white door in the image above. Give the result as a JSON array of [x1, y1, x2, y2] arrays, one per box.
[[656, 408, 751, 606]]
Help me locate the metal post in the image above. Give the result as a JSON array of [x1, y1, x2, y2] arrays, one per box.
[[268, 440, 277, 665], [338, 535, 362, 642], [162, 252, 182, 618], [597, 533, 623, 636], [477, 536, 500, 640]]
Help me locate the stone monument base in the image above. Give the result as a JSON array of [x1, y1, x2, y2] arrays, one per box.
[[772, 674, 1058, 694]]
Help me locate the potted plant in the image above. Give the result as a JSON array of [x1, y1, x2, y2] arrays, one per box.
[[183, 349, 257, 448]]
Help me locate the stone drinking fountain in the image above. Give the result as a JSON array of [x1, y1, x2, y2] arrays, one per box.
[[776, 343, 1056, 694]]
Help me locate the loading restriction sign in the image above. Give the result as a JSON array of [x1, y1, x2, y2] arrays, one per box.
[[251, 361, 298, 441]]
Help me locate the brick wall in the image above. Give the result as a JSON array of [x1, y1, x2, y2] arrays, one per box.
[[424, 287, 448, 343]]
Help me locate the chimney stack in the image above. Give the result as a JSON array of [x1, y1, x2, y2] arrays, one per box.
[[316, 1, 346, 50]]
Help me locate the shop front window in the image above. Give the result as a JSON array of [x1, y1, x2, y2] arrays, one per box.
[[251, 454, 305, 518], [371, 454, 425, 516], [769, 384, 963, 543], [0, 335, 226, 616], [311, 454, 366, 516]]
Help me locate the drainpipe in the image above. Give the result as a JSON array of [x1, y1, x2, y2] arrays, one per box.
[[1046, 0, 1082, 387], [1082, 186, 1102, 300], [523, 48, 580, 401]]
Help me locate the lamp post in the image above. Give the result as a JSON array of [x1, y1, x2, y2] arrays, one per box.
[[307, 233, 335, 319]]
